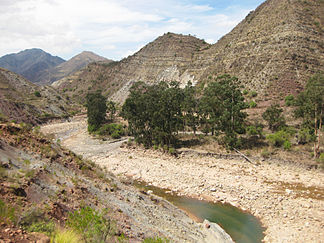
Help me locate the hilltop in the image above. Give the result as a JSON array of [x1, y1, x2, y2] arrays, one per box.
[[0, 49, 65, 83], [38, 51, 111, 85], [55, 0, 324, 104], [0, 49, 110, 85], [55, 33, 210, 103]]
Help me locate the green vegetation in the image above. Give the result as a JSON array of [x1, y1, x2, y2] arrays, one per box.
[[97, 123, 125, 139], [294, 73, 323, 158], [106, 100, 117, 122], [262, 104, 286, 131], [285, 94, 295, 106], [52, 229, 82, 243], [67, 206, 115, 243], [266, 127, 296, 150], [122, 75, 247, 149], [122, 81, 184, 147], [26, 221, 55, 236], [0, 199, 16, 224], [86, 91, 107, 132], [142, 237, 169, 243], [200, 75, 247, 148], [34, 91, 41, 97]]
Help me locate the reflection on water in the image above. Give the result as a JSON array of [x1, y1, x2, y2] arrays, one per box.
[[135, 181, 265, 243]]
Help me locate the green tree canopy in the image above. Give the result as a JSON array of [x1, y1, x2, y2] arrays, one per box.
[[200, 75, 248, 148], [262, 104, 286, 132], [86, 91, 107, 132], [122, 81, 184, 147], [294, 73, 324, 157]]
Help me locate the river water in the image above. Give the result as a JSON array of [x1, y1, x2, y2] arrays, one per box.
[[135, 180, 265, 243]]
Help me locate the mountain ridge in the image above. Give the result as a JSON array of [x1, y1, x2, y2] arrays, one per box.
[[55, 0, 323, 104], [0, 48, 65, 83]]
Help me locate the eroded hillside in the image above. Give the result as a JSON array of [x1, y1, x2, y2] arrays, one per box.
[[55, 0, 323, 105], [0, 68, 77, 125]]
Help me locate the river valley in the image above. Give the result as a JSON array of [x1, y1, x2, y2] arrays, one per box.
[[41, 116, 324, 243]]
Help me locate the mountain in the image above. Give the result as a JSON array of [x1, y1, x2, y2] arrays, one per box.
[[0, 48, 65, 83], [0, 67, 77, 125], [56, 0, 323, 104], [38, 51, 111, 85], [55, 33, 210, 103], [197, 0, 324, 100]]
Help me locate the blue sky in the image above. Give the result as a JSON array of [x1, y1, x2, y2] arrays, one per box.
[[0, 0, 265, 60]]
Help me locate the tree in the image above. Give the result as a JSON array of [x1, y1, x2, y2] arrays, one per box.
[[86, 91, 107, 132], [122, 81, 184, 147], [182, 81, 199, 134], [262, 104, 286, 131], [106, 100, 117, 122], [294, 73, 324, 158], [200, 75, 247, 148]]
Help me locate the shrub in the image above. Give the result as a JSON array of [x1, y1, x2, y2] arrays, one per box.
[[142, 237, 169, 243], [283, 140, 292, 150], [262, 104, 286, 131], [297, 127, 316, 144], [249, 101, 257, 108], [249, 91, 258, 98], [266, 129, 295, 148], [97, 123, 125, 139], [66, 207, 115, 243], [53, 229, 81, 243], [0, 199, 16, 224], [26, 221, 55, 236], [285, 94, 295, 106], [34, 91, 41, 97]]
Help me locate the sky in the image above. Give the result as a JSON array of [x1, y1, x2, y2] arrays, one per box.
[[0, 0, 265, 60]]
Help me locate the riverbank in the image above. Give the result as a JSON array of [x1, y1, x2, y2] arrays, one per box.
[[41, 117, 324, 242]]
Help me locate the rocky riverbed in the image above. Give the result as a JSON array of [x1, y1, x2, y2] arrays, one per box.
[[41, 117, 324, 243]]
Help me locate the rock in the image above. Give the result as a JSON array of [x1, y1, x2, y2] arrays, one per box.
[[285, 189, 292, 195], [210, 188, 217, 192]]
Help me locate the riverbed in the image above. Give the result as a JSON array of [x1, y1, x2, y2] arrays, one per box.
[[41, 117, 324, 243]]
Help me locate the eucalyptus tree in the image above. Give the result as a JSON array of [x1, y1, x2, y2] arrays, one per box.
[[294, 73, 324, 158]]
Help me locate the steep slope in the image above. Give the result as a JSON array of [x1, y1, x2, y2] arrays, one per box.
[[38, 51, 111, 85], [0, 48, 65, 83], [0, 68, 75, 124], [56, 0, 323, 104], [55, 33, 210, 103], [198, 0, 324, 100]]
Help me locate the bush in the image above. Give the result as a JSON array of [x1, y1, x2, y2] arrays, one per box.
[[34, 91, 41, 97], [67, 207, 115, 243], [266, 129, 295, 148], [53, 229, 81, 243], [285, 94, 295, 106], [249, 91, 258, 98], [283, 140, 292, 150], [0, 199, 16, 224], [297, 127, 316, 144], [27, 221, 55, 236], [142, 237, 169, 243], [97, 123, 125, 139], [249, 101, 257, 108]]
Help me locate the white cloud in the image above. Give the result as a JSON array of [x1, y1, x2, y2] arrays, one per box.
[[0, 0, 259, 60]]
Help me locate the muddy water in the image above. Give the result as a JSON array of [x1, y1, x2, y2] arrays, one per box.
[[135, 180, 265, 243]]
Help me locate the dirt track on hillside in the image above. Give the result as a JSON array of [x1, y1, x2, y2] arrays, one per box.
[[41, 117, 324, 243]]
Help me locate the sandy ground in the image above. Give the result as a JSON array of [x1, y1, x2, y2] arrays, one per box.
[[41, 117, 324, 243]]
